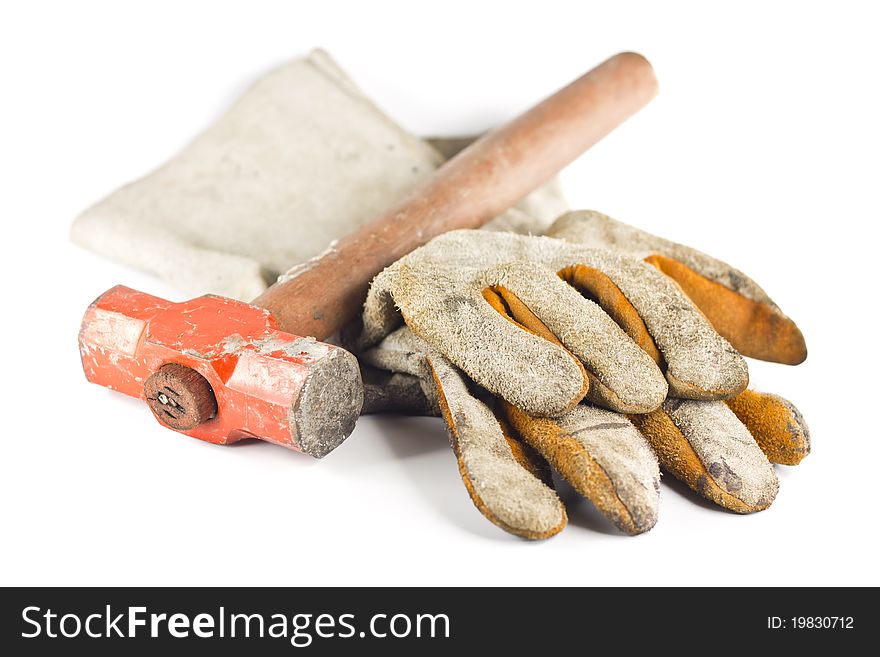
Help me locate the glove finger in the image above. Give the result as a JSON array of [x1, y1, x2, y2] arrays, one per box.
[[555, 263, 676, 409], [558, 264, 664, 366], [645, 254, 806, 365], [481, 261, 668, 414], [724, 390, 810, 465], [487, 282, 662, 413], [360, 365, 436, 416], [359, 324, 433, 377], [586, 251, 749, 400], [355, 270, 406, 349], [558, 256, 749, 404], [357, 326, 450, 418], [502, 401, 660, 536], [483, 285, 630, 412], [484, 283, 635, 410], [391, 263, 590, 417], [629, 399, 778, 513], [426, 353, 567, 540]]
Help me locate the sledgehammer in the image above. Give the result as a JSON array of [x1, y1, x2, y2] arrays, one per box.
[[79, 52, 658, 457]]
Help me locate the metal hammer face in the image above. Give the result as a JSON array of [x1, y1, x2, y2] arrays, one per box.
[[79, 286, 362, 458]]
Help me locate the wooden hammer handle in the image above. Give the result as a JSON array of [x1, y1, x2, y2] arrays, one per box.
[[253, 52, 658, 339]]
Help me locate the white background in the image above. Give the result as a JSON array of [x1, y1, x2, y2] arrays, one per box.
[[1, 0, 878, 586]]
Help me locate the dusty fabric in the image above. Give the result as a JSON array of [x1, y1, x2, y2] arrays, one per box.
[[71, 50, 566, 300], [355, 230, 748, 417]]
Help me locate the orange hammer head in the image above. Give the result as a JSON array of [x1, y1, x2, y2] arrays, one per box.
[[79, 286, 362, 457]]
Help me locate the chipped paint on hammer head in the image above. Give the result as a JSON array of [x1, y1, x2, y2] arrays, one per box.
[[253, 335, 327, 361], [222, 333, 247, 355]]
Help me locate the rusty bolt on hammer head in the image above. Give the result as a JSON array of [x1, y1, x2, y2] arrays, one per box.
[[78, 52, 658, 458]]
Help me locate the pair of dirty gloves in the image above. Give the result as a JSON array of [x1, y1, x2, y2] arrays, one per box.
[[348, 210, 809, 539]]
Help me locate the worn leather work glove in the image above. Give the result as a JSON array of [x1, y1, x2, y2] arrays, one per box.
[[352, 229, 750, 418], [359, 213, 809, 538]]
